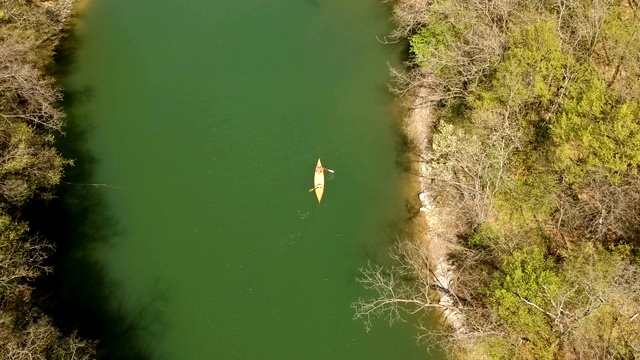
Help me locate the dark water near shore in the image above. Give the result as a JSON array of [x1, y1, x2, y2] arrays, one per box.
[[37, 0, 445, 358]]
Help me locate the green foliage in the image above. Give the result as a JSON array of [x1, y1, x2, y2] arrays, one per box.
[[560, 243, 640, 357], [391, 0, 640, 357], [551, 66, 640, 181], [0, 122, 68, 206], [476, 336, 515, 360], [480, 21, 570, 111], [468, 20, 570, 223], [596, 5, 640, 101], [484, 238, 640, 359], [436, 97, 469, 125], [0, 214, 29, 290], [0, 0, 67, 64], [490, 246, 560, 359], [494, 166, 559, 227], [409, 19, 459, 69], [467, 223, 500, 249], [467, 23, 571, 220], [561, 242, 619, 291]]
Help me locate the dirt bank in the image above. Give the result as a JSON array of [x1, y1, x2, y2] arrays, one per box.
[[403, 87, 466, 333]]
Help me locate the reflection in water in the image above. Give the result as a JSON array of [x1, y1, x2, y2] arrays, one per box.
[[26, 33, 166, 360]]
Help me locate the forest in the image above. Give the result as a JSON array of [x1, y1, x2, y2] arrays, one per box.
[[354, 0, 640, 358], [0, 0, 95, 358]]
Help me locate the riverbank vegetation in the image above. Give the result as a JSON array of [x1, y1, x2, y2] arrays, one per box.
[[354, 0, 640, 358], [0, 0, 96, 358]]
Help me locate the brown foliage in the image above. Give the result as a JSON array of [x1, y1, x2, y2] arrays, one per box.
[[384, 0, 640, 358], [0, 1, 96, 359], [0, 36, 65, 132], [0, 216, 52, 295], [0, 214, 96, 359], [0, 0, 76, 63], [385, 0, 432, 38], [388, 0, 507, 103], [556, 171, 640, 244], [0, 296, 96, 360]]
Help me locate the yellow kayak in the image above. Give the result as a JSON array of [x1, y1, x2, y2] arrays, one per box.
[[313, 158, 325, 203]]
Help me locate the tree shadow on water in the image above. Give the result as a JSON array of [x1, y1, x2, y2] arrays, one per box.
[[24, 31, 167, 360]]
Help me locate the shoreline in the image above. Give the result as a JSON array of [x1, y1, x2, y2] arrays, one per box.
[[403, 87, 466, 333]]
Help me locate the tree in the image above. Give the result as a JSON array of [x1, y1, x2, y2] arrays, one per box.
[[0, 214, 52, 296], [385, 0, 432, 38], [0, 36, 65, 132], [0, 2, 96, 359], [558, 243, 640, 358], [0, 306, 96, 360], [488, 246, 561, 359], [595, 4, 640, 101], [0, 121, 69, 207], [556, 171, 640, 243], [398, 0, 505, 103], [551, 68, 640, 181], [425, 116, 519, 228], [352, 240, 451, 332], [0, 212, 97, 359], [374, 0, 640, 358], [0, 0, 76, 63], [487, 242, 640, 359]]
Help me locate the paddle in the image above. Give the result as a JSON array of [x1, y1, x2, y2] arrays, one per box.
[[308, 166, 334, 192], [309, 185, 322, 192]]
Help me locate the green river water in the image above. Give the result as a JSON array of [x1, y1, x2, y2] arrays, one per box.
[[37, 0, 446, 359]]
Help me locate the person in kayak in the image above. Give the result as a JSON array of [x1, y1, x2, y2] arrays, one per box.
[[317, 164, 334, 174], [309, 161, 333, 193]]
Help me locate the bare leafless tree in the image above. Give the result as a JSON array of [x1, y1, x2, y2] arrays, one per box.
[[556, 171, 640, 243], [0, 37, 65, 132], [0, 312, 96, 360], [388, 4, 505, 101], [0, 215, 53, 293], [352, 240, 459, 330], [384, 0, 433, 38], [425, 116, 519, 227]]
